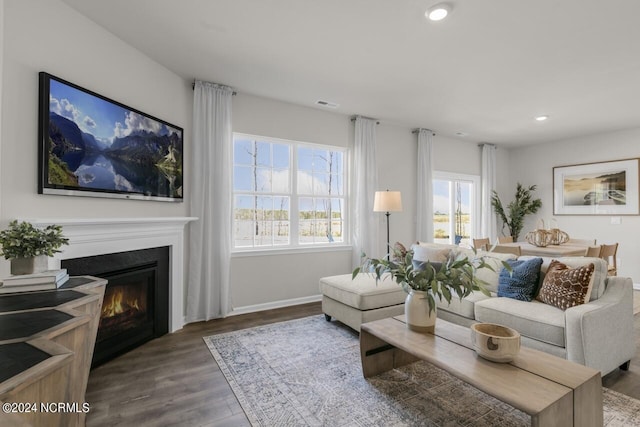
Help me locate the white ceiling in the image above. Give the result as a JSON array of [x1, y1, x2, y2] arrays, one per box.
[[60, 0, 640, 146]]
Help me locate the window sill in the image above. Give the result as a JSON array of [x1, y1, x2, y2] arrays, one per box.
[[231, 244, 352, 258]]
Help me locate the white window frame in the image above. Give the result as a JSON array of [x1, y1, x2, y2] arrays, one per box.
[[232, 133, 350, 253], [433, 171, 481, 244]]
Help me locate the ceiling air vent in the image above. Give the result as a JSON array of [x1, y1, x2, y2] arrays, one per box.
[[316, 100, 339, 109]]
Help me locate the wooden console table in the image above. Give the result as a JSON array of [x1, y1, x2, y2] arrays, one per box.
[[360, 317, 603, 427], [0, 276, 106, 427]]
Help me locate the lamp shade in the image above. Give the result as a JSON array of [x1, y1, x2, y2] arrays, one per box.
[[373, 191, 403, 212]]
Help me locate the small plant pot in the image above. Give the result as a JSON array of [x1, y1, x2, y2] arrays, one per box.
[[10, 255, 49, 275]]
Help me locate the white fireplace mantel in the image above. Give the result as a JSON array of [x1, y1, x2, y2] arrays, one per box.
[[24, 217, 197, 332]]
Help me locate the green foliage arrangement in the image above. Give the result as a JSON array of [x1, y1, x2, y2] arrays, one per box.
[[0, 220, 69, 259], [491, 183, 542, 241], [353, 245, 503, 314]]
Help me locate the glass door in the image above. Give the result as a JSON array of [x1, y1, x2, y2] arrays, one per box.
[[433, 172, 480, 246]]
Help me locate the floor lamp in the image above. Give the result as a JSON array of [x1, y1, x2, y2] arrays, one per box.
[[373, 190, 403, 257]]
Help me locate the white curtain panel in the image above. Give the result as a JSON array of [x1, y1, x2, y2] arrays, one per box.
[[416, 129, 434, 243], [351, 116, 379, 267], [187, 81, 233, 322], [481, 143, 497, 241]]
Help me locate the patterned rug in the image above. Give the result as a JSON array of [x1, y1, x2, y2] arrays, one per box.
[[204, 316, 640, 426]]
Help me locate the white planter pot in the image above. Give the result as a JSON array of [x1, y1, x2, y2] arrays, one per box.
[[404, 289, 436, 333], [10, 255, 49, 275]]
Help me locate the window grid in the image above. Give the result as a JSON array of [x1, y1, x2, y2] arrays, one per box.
[[233, 134, 347, 250]]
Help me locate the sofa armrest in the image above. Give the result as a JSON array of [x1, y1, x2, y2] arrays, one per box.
[[564, 276, 636, 375]]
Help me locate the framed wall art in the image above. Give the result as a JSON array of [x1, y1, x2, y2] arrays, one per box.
[[553, 158, 639, 215]]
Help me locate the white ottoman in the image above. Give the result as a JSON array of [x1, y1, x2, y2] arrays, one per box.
[[319, 273, 406, 331]]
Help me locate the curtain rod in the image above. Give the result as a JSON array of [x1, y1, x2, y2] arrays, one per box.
[[192, 81, 237, 95], [477, 143, 496, 147], [350, 115, 380, 125], [411, 128, 435, 136]]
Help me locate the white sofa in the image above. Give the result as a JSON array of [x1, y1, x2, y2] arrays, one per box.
[[414, 242, 636, 376]]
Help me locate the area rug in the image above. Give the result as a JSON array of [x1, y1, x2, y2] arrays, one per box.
[[204, 316, 640, 426]]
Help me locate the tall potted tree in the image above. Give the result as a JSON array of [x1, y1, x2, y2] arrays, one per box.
[[491, 183, 542, 241]]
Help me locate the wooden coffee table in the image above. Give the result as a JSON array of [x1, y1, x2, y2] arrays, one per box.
[[360, 316, 603, 427]]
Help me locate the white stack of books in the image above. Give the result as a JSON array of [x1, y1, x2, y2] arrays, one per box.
[[0, 269, 70, 294]]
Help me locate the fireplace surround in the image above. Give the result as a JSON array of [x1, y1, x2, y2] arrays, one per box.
[[22, 217, 196, 333]]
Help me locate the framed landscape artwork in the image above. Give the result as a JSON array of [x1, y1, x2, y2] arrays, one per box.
[[553, 158, 640, 215]]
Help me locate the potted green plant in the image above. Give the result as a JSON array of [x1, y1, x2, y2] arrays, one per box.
[[491, 183, 542, 241], [353, 245, 502, 332], [0, 220, 69, 275]]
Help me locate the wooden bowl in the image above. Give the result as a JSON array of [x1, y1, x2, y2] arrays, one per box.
[[470, 323, 521, 363]]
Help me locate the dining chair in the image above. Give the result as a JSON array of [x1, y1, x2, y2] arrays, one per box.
[[491, 245, 521, 256], [585, 245, 602, 257], [473, 238, 490, 251], [497, 236, 514, 244], [599, 243, 618, 276]]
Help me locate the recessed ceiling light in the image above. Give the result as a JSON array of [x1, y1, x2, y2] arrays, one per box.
[[456, 132, 468, 137], [535, 115, 549, 121], [426, 3, 451, 21]]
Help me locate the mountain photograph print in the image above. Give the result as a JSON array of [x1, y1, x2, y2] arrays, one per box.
[[39, 73, 183, 202]]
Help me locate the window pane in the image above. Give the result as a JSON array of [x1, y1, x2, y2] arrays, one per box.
[[332, 152, 344, 174], [313, 173, 330, 195], [255, 167, 272, 192], [273, 221, 289, 245], [233, 134, 346, 249], [314, 150, 330, 172], [273, 196, 290, 220], [330, 174, 343, 195], [272, 168, 290, 193], [273, 144, 290, 168], [299, 197, 314, 219], [234, 166, 254, 191], [297, 172, 313, 195], [432, 176, 476, 246], [234, 138, 253, 165], [255, 141, 271, 166], [298, 147, 313, 171]]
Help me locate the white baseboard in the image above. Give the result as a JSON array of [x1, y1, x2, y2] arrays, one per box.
[[228, 294, 323, 317]]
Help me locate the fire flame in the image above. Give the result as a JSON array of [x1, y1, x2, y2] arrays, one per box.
[[102, 289, 140, 318]]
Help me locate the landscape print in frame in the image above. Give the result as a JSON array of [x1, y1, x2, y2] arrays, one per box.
[[553, 158, 640, 215]]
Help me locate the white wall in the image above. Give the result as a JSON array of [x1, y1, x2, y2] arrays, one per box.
[[1, 0, 509, 313], [509, 128, 640, 282], [229, 93, 495, 310], [0, 0, 4, 224], [230, 94, 353, 310], [1, 0, 190, 275]]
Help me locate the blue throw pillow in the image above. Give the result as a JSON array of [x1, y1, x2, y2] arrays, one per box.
[[498, 258, 544, 302]]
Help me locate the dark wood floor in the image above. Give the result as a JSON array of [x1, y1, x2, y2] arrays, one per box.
[[86, 303, 640, 426], [85, 302, 323, 427]]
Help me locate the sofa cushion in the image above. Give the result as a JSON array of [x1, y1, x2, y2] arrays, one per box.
[[436, 290, 492, 320], [457, 248, 517, 294], [412, 243, 516, 293], [412, 245, 450, 263], [536, 261, 595, 310], [519, 256, 608, 301], [319, 273, 406, 310], [497, 257, 543, 302], [475, 298, 566, 347]]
